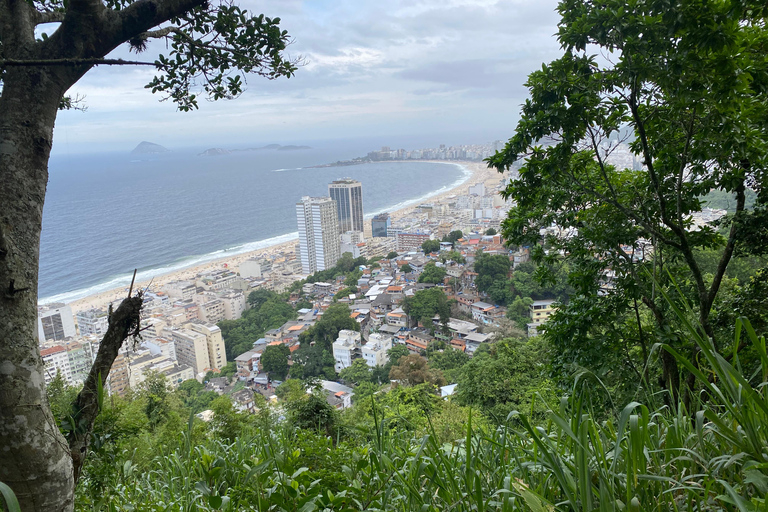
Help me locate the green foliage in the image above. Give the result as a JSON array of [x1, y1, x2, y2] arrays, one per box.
[[0, 481, 20, 512], [302, 303, 358, 352], [442, 230, 464, 244], [440, 250, 465, 264], [512, 261, 572, 302], [455, 337, 557, 422], [261, 344, 290, 379], [209, 395, 250, 441], [333, 286, 357, 301], [146, 7, 298, 111], [695, 248, 767, 284], [377, 344, 411, 383], [286, 392, 339, 436], [218, 361, 237, 379], [421, 239, 440, 254], [389, 354, 446, 387], [137, 372, 177, 429], [73, 310, 768, 512], [291, 344, 337, 380], [399, 263, 412, 273], [275, 379, 307, 403], [344, 269, 363, 286], [339, 358, 373, 386], [473, 252, 511, 295], [702, 188, 758, 212], [485, 228, 497, 236], [294, 298, 313, 310], [506, 295, 534, 328], [402, 287, 450, 326], [487, 0, 768, 400], [176, 379, 218, 414], [426, 343, 469, 383], [417, 262, 447, 284], [304, 253, 367, 284], [247, 289, 278, 308], [218, 294, 296, 360], [46, 371, 80, 427], [386, 251, 399, 260]]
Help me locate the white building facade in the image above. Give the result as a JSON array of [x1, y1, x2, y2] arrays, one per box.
[[296, 196, 341, 275], [362, 333, 392, 368], [332, 329, 362, 372]]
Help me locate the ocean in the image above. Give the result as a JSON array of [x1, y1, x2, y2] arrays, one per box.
[[40, 143, 470, 303]]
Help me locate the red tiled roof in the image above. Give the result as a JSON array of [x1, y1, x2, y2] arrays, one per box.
[[40, 346, 66, 357]]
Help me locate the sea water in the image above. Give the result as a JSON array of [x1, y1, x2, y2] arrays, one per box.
[[40, 144, 470, 303]]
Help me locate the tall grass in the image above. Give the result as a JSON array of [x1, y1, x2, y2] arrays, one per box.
[[76, 313, 768, 511]]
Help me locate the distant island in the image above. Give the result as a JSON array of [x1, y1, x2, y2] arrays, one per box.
[[198, 144, 311, 156], [131, 141, 170, 154]]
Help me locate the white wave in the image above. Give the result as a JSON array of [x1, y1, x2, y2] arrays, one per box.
[[271, 168, 302, 172], [39, 161, 472, 305], [39, 232, 299, 305]]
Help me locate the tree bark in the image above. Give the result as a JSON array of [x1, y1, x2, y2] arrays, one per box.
[[67, 294, 143, 484], [0, 66, 74, 510]]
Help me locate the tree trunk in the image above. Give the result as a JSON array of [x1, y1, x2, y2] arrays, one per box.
[[0, 66, 74, 511]]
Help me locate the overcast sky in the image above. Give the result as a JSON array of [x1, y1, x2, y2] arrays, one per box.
[[51, 0, 562, 154]]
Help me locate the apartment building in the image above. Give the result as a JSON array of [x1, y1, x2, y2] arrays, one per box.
[[362, 333, 392, 367], [528, 299, 557, 337], [296, 196, 341, 274], [40, 345, 71, 385], [173, 328, 210, 377], [37, 303, 76, 342], [188, 323, 227, 371], [332, 330, 362, 372], [76, 308, 109, 336]]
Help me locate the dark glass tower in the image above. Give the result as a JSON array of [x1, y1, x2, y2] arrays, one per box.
[[328, 178, 364, 233]]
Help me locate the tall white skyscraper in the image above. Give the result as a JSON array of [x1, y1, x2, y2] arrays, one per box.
[[296, 196, 341, 274], [328, 178, 364, 233]]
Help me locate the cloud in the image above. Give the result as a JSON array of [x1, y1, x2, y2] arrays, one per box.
[[51, 0, 562, 152]]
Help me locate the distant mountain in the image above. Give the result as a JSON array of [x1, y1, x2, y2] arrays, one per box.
[[197, 143, 312, 156], [131, 141, 170, 154], [199, 148, 231, 156]]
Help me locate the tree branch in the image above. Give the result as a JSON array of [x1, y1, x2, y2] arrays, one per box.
[[35, 10, 66, 25], [0, 0, 38, 50], [627, 80, 709, 313], [0, 58, 156, 66], [705, 181, 746, 315], [67, 290, 143, 484], [109, 0, 208, 51]]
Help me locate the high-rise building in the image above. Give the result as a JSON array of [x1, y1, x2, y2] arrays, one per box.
[[37, 303, 76, 342], [296, 196, 341, 275], [328, 178, 364, 233], [76, 308, 109, 336], [371, 213, 391, 237], [40, 345, 71, 385], [188, 323, 227, 371], [172, 328, 210, 377]]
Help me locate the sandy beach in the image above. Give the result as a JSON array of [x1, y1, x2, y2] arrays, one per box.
[[65, 160, 505, 313]]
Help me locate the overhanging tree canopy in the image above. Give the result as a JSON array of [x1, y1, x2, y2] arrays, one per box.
[[0, 1, 296, 509], [488, 0, 768, 400]]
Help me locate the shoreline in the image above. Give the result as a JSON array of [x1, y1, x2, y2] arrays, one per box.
[[53, 160, 502, 313]]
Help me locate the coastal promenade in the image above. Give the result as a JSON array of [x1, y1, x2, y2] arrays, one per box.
[[66, 161, 504, 313]]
